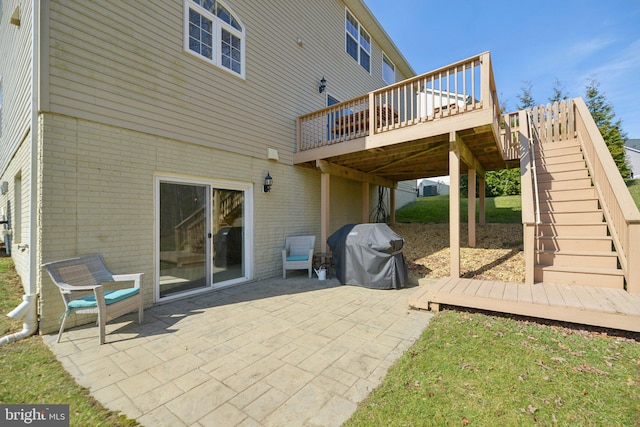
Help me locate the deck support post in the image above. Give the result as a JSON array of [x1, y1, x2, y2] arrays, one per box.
[[479, 175, 486, 226], [321, 172, 330, 252], [362, 182, 370, 223], [468, 169, 476, 247], [449, 131, 461, 278], [389, 187, 396, 225]]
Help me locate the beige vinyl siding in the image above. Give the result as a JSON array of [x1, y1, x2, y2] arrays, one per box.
[[0, 0, 33, 174], [46, 0, 412, 166], [0, 0, 34, 294]]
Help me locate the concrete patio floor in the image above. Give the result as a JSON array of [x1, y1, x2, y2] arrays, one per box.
[[43, 275, 433, 426]]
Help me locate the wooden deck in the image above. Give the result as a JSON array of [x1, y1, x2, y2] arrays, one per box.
[[409, 277, 640, 333]]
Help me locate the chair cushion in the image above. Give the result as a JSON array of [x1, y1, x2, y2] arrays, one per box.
[[286, 255, 309, 262], [68, 288, 140, 309]]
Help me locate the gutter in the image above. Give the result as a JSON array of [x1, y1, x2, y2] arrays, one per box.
[[3, 0, 41, 345]]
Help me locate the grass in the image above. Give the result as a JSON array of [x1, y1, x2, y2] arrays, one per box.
[[627, 179, 640, 208], [345, 310, 640, 426], [396, 195, 522, 223], [347, 190, 640, 426], [0, 257, 138, 427]]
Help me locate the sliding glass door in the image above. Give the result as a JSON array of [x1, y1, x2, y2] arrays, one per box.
[[212, 189, 245, 284], [157, 178, 251, 301], [158, 182, 209, 298]]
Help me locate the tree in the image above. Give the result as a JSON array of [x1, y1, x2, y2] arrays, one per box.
[[584, 79, 630, 178], [516, 80, 536, 110], [549, 77, 569, 103]]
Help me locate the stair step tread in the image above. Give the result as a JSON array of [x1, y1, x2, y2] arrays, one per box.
[[537, 222, 607, 226], [538, 168, 586, 174], [536, 159, 584, 165], [535, 265, 624, 276], [536, 235, 611, 240], [539, 141, 580, 148], [539, 198, 598, 202], [539, 210, 602, 214], [536, 249, 618, 257], [538, 177, 593, 187], [538, 175, 589, 182]]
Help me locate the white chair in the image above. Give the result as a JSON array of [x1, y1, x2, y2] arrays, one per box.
[[42, 254, 144, 345], [282, 235, 315, 279]]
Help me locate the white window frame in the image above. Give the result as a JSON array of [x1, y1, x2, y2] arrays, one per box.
[[345, 8, 371, 73], [154, 174, 254, 303], [382, 53, 395, 85], [183, 0, 246, 78]]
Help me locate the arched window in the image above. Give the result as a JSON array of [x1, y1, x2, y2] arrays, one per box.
[[184, 0, 245, 77]]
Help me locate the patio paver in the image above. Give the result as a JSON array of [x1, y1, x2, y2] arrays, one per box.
[[43, 275, 433, 426]]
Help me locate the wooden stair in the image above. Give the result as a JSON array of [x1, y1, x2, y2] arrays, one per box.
[[533, 139, 624, 288]]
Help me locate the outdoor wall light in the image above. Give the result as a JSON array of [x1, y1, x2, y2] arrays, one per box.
[[318, 76, 326, 93], [263, 172, 273, 193]]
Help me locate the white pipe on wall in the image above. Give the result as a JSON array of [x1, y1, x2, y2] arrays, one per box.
[[28, 0, 40, 297], [0, 1, 42, 346], [0, 294, 37, 345]]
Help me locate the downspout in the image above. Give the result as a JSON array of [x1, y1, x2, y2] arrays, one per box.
[[0, 295, 37, 345], [1, 0, 40, 344]]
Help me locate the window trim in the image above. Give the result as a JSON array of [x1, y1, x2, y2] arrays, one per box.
[[382, 53, 395, 85], [345, 8, 371, 74], [183, 0, 246, 79]]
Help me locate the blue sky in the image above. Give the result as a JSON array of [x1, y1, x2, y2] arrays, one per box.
[[364, 0, 640, 138]]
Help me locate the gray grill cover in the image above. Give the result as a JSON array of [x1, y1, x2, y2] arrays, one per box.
[[327, 223, 408, 289]]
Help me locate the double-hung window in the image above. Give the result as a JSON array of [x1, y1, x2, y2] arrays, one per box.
[[382, 53, 395, 85], [345, 9, 371, 73], [185, 0, 245, 77]]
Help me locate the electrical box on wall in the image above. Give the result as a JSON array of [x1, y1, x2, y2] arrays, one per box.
[[0, 182, 8, 195]]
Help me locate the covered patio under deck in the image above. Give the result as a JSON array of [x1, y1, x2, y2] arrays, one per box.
[[296, 52, 640, 333], [295, 52, 514, 278]]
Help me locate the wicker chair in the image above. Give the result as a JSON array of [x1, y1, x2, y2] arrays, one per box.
[[282, 235, 315, 279], [42, 254, 144, 344]]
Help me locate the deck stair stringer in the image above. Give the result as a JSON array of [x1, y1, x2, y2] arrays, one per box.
[[409, 277, 640, 332]]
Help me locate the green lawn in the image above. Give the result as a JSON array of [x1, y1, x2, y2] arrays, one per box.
[[345, 310, 640, 426], [0, 258, 138, 427], [627, 179, 640, 208], [397, 181, 640, 225], [396, 195, 522, 223]]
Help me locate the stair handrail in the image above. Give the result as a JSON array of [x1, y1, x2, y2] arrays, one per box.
[[527, 111, 542, 225], [573, 97, 640, 294], [519, 110, 535, 285]]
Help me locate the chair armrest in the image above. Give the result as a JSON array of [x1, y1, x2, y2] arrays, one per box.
[[57, 283, 102, 292], [111, 273, 144, 288], [307, 249, 314, 260]]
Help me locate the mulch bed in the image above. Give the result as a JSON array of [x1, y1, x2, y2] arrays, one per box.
[[391, 223, 525, 283]]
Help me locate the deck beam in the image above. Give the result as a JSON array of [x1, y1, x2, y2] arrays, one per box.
[[315, 160, 396, 188]]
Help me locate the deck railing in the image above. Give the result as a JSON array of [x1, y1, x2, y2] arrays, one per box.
[[573, 98, 640, 294], [500, 112, 521, 161], [297, 52, 500, 153], [529, 100, 575, 143]]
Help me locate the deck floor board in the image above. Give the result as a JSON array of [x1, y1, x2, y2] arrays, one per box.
[[411, 278, 640, 333]]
